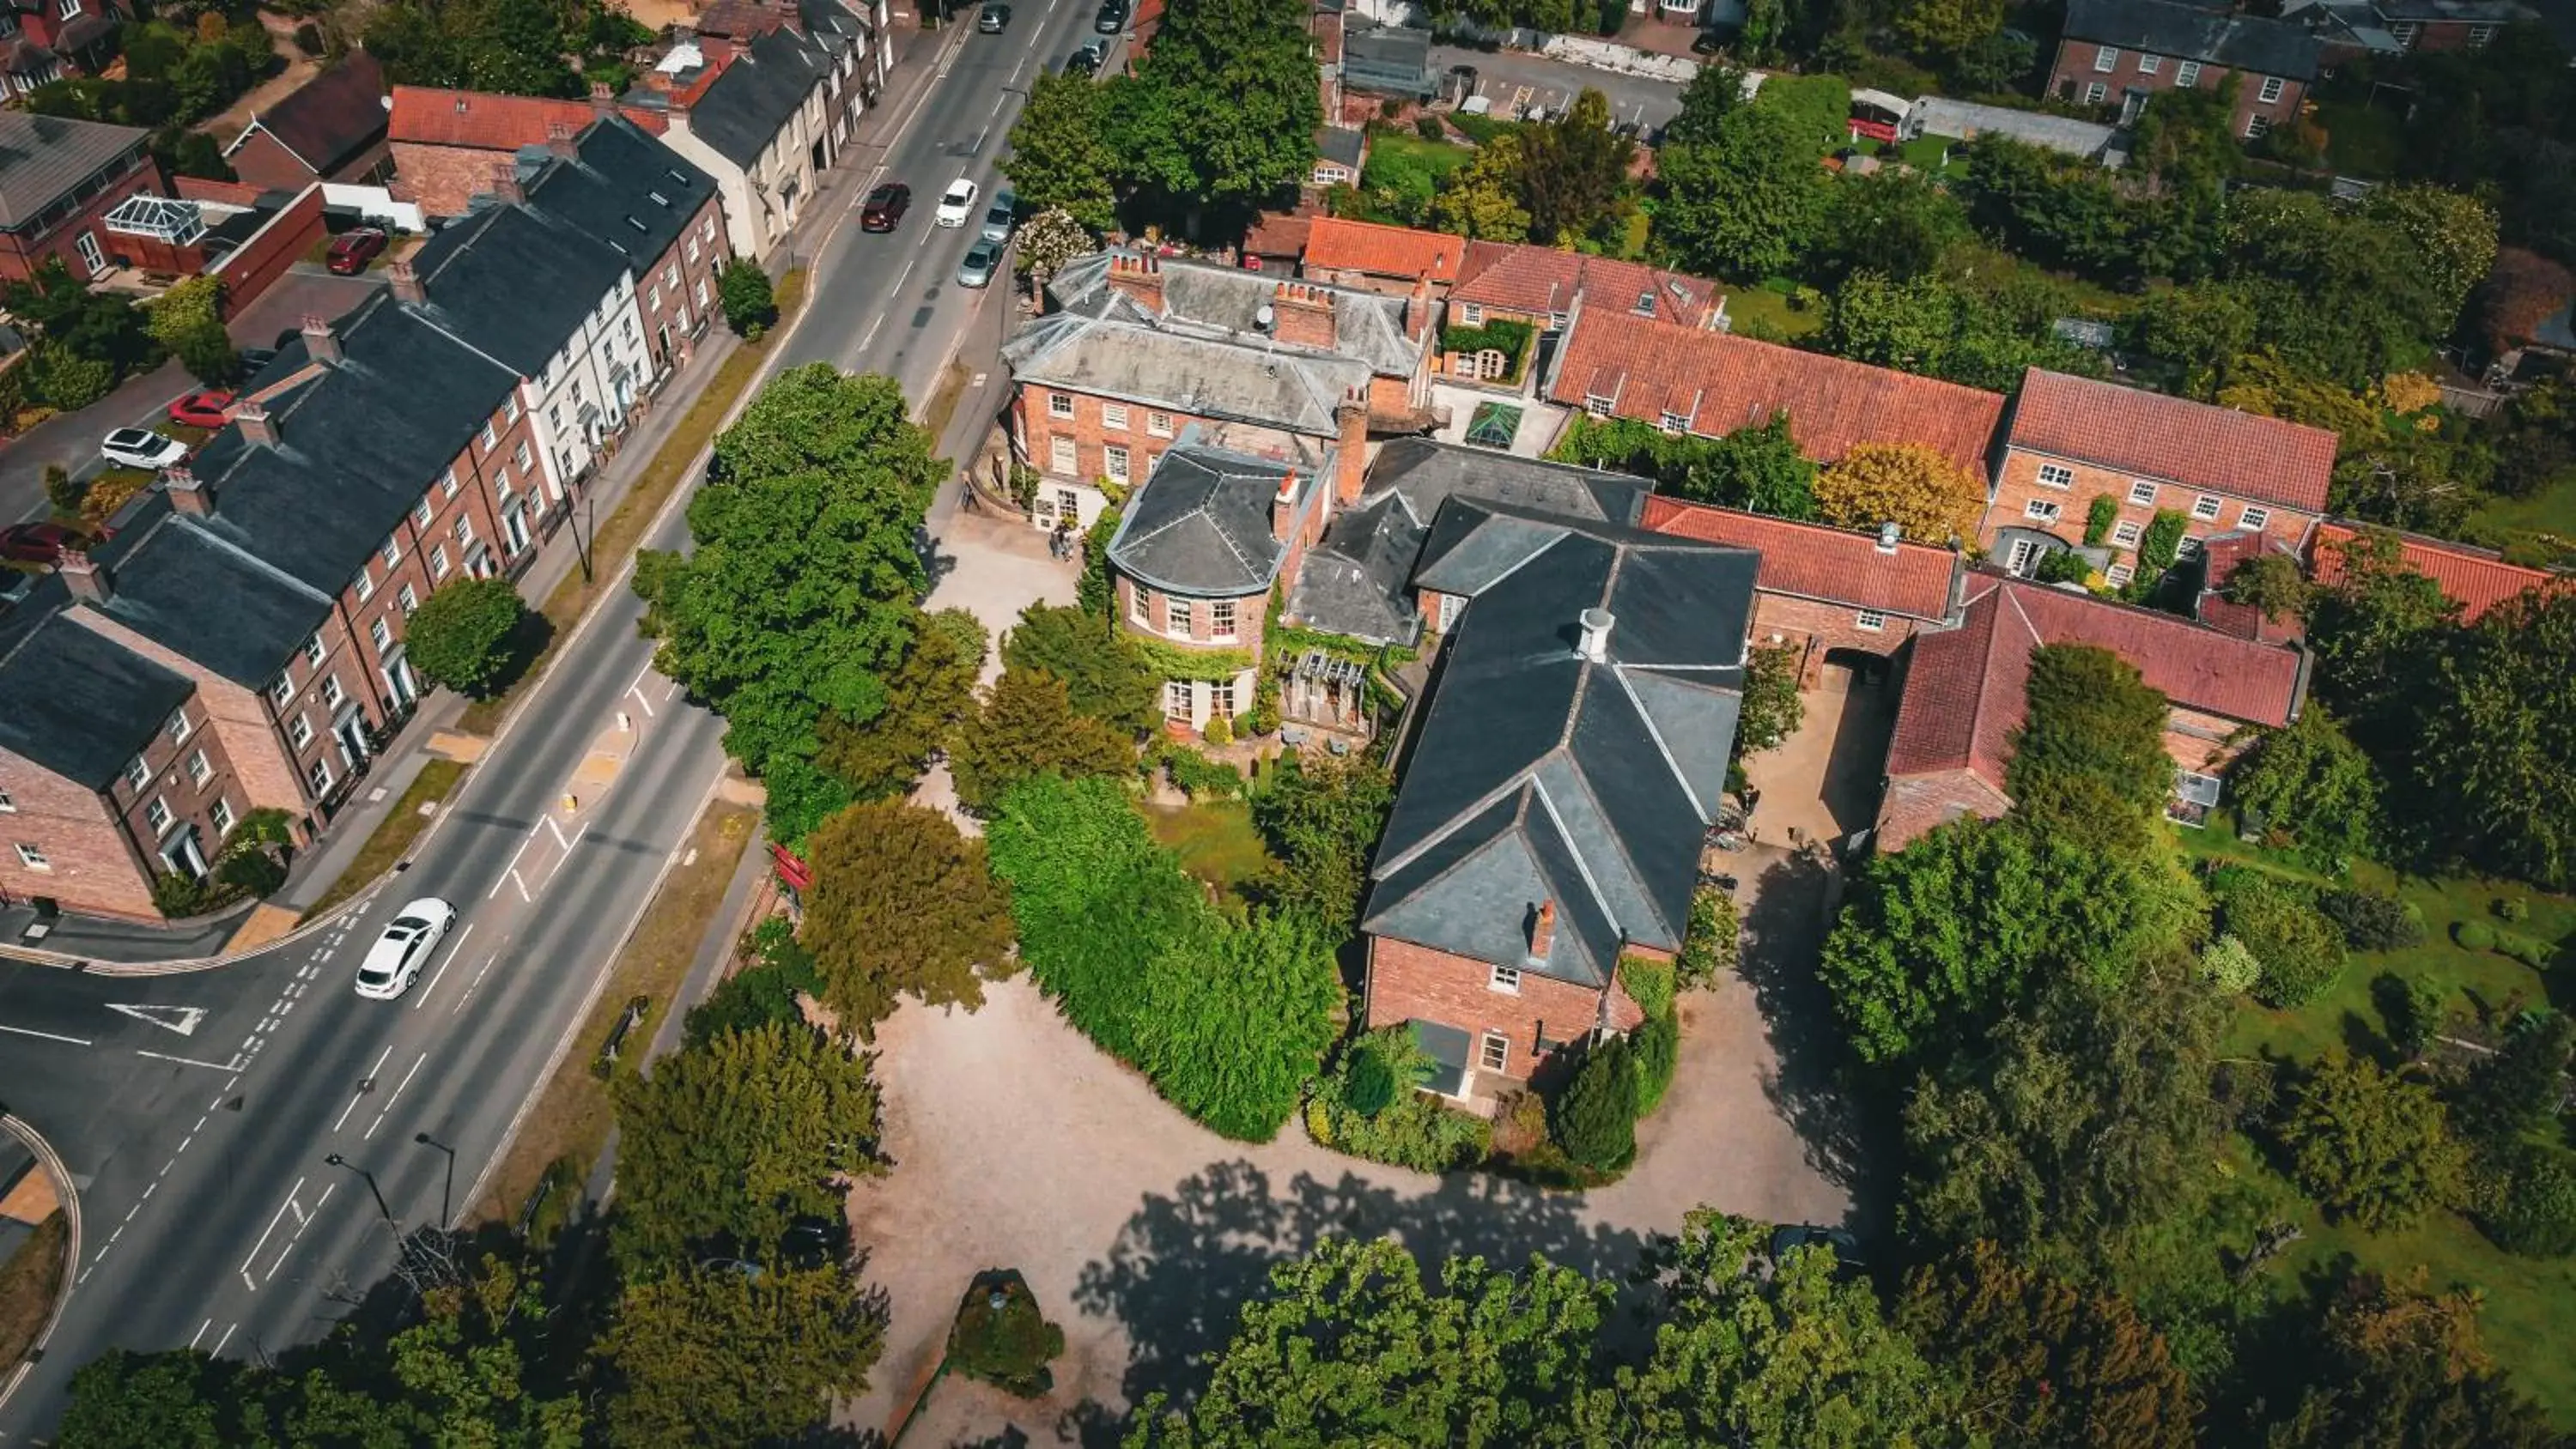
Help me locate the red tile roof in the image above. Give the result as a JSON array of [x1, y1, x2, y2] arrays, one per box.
[[2192, 528, 2305, 643], [2008, 367, 2337, 512], [2308, 523, 2567, 623], [1551, 311, 2008, 476], [1243, 210, 1317, 263], [1302, 217, 1467, 282], [1455, 241, 1723, 329], [1642, 495, 1957, 620], [387, 87, 666, 148], [1886, 573, 2305, 787], [173, 175, 269, 206]]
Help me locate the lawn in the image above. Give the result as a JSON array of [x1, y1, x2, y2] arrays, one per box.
[[1722, 283, 1825, 341], [2315, 99, 2406, 179], [1358, 130, 1475, 216], [0, 1210, 66, 1373], [299, 757, 468, 922], [1143, 798, 1272, 905], [2466, 470, 2576, 567]]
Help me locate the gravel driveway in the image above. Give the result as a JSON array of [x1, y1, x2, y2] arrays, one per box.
[[843, 852, 1852, 1444]]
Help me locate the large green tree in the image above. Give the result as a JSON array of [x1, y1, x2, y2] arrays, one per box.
[[1248, 750, 1395, 931], [946, 666, 1137, 813], [799, 800, 1018, 1033], [403, 576, 526, 699], [595, 1258, 885, 1447], [1113, 0, 1320, 218], [1000, 603, 1159, 735], [999, 72, 1122, 234], [1131, 910, 1342, 1142], [817, 605, 987, 800], [2407, 588, 2576, 887], [2003, 644, 2174, 826], [634, 367, 943, 779], [2254, 1272, 2567, 1449], [1514, 89, 1636, 247], [1656, 104, 1833, 280]]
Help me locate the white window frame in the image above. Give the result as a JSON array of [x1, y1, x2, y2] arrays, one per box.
[[322, 675, 345, 710], [442, 466, 460, 497], [2127, 479, 2158, 506], [167, 708, 191, 744], [1167, 597, 1194, 637], [1162, 681, 1193, 723], [398, 584, 419, 615], [2085, 82, 2108, 106], [308, 758, 334, 797], [210, 797, 234, 837], [1049, 436, 1078, 474], [145, 797, 172, 836], [369, 617, 392, 654], [1489, 963, 1522, 994], [1856, 609, 1887, 632], [1103, 444, 1131, 482], [2093, 44, 2118, 71], [2024, 499, 2062, 522], [2388, 20, 2418, 45], [2107, 563, 2136, 585], [2468, 23, 2494, 45], [1101, 403, 1129, 431], [186, 749, 210, 785], [2257, 76, 2284, 104], [289, 713, 314, 749], [413, 497, 434, 527], [1479, 1031, 1510, 1074], [2111, 520, 2143, 548], [2137, 52, 2161, 75], [2176, 59, 2201, 87], [479, 421, 498, 450], [2036, 463, 2074, 488], [1047, 391, 1075, 419], [354, 566, 376, 603], [2239, 505, 2272, 530], [15, 843, 48, 871], [2190, 494, 2223, 521], [0, 788, 13, 813], [2245, 113, 2271, 138], [1147, 410, 1175, 439], [270, 671, 295, 707], [429, 544, 451, 581], [1130, 585, 1152, 628], [125, 756, 151, 791], [381, 535, 402, 568], [1211, 599, 1237, 641]]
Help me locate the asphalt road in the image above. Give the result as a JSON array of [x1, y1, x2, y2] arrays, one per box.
[[0, 4, 1086, 1434]]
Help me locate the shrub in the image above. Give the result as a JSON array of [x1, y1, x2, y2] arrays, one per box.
[[2081, 493, 2120, 546], [1633, 1010, 1680, 1114], [2492, 930, 2555, 968], [1344, 1041, 1396, 1117], [2223, 878, 2347, 1009], [2455, 1012, 2573, 1146], [2199, 934, 2262, 995], [27, 344, 113, 410], [2495, 896, 2530, 923], [2281, 1048, 2467, 1231], [2476, 1144, 2576, 1258], [1200, 712, 1233, 747], [1157, 743, 1244, 799], [2372, 972, 2449, 1059], [1306, 1028, 1491, 1172], [1551, 1039, 1639, 1173], [1674, 884, 1739, 987], [947, 1271, 1066, 1397], [1414, 113, 1446, 139], [173, 319, 240, 385], [2137, 509, 2188, 573], [685, 919, 823, 1050], [1619, 957, 1677, 1022], [42, 464, 85, 515], [2454, 919, 2497, 952], [214, 847, 285, 897], [717, 258, 778, 338], [2318, 887, 2424, 950], [292, 21, 322, 52], [404, 577, 527, 698]]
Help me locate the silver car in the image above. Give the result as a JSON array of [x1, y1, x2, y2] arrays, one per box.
[[979, 186, 1018, 243], [957, 237, 1004, 288]]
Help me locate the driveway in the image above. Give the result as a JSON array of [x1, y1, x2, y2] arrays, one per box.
[[844, 860, 1853, 1444], [1741, 660, 1899, 854]]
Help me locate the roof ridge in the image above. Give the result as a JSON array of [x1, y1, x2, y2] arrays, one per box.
[[1607, 664, 1710, 821], [1525, 773, 1634, 947], [1369, 771, 1543, 889], [171, 515, 336, 606]]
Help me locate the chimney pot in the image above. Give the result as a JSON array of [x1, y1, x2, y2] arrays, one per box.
[[590, 81, 615, 118], [59, 549, 111, 604], [387, 258, 424, 306], [1876, 520, 1900, 553], [166, 465, 214, 516], [1528, 898, 1557, 964], [545, 120, 578, 159], [234, 402, 276, 447], [1577, 607, 1615, 663], [1272, 470, 1299, 543], [301, 313, 342, 367], [492, 162, 524, 205]]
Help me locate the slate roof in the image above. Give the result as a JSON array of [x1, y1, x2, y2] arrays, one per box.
[[1047, 251, 1424, 376], [2006, 367, 2337, 512], [409, 201, 632, 376], [1106, 442, 1321, 597], [1641, 495, 1959, 621], [389, 87, 662, 147], [1286, 439, 1648, 645], [0, 591, 191, 791], [2308, 523, 2566, 623], [0, 111, 149, 229], [228, 52, 387, 176], [522, 116, 717, 274], [1302, 215, 1467, 282], [1455, 242, 1726, 330], [683, 9, 859, 167], [86, 492, 337, 689], [1363, 504, 1757, 985], [1315, 126, 1365, 170], [2063, 0, 2324, 78], [1549, 310, 2007, 476], [1342, 22, 1436, 96], [1885, 571, 2305, 790]]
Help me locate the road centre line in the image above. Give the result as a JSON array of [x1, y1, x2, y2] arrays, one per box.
[[212, 1323, 237, 1356], [363, 1052, 429, 1140], [190, 1318, 211, 1349], [331, 1090, 365, 1134], [453, 954, 497, 1014], [0, 1022, 93, 1046], [412, 924, 475, 1011]]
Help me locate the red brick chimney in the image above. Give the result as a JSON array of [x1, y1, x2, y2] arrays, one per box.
[[166, 465, 214, 516], [386, 258, 424, 306], [767, 0, 805, 33], [1334, 388, 1369, 506], [492, 162, 524, 205], [234, 401, 276, 447], [1105, 252, 1165, 314], [1271, 281, 1337, 351], [1271, 469, 1299, 543], [1405, 270, 1435, 343], [545, 120, 579, 160], [591, 81, 617, 120], [1528, 899, 1557, 964], [301, 314, 341, 367], [58, 549, 111, 605]]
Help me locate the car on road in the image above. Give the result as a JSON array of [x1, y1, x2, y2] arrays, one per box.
[[167, 389, 234, 429], [1094, 0, 1127, 31], [0, 522, 79, 564], [355, 898, 459, 1000], [325, 227, 387, 275], [957, 237, 1004, 288], [933, 178, 980, 227], [979, 185, 1018, 242], [100, 427, 188, 470], [977, 1, 1009, 30], [860, 181, 912, 231], [1066, 39, 1106, 74]]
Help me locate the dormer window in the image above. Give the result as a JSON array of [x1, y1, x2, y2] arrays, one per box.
[[1586, 394, 1613, 417], [1634, 291, 1655, 317], [1658, 409, 1687, 433]]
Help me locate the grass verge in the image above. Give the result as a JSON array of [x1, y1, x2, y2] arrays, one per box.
[[455, 270, 809, 737], [920, 358, 973, 445], [297, 758, 469, 923], [468, 797, 761, 1229], [0, 1210, 68, 1372]]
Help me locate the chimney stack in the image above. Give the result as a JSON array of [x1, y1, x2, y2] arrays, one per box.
[[1405, 270, 1435, 343], [590, 81, 616, 119], [492, 162, 524, 205], [1271, 281, 1337, 350], [58, 549, 111, 605], [301, 314, 341, 367], [1105, 252, 1166, 314], [1577, 607, 1615, 663], [387, 258, 425, 306], [234, 401, 276, 446], [545, 120, 578, 160], [1334, 387, 1369, 507], [1528, 899, 1557, 965], [1876, 520, 1900, 555], [166, 465, 214, 516]]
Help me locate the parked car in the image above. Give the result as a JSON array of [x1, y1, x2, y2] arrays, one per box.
[[979, 185, 1018, 243], [239, 345, 280, 375], [1691, 28, 1728, 54], [0, 522, 78, 564], [1094, 0, 1127, 31], [1066, 39, 1106, 75], [355, 898, 459, 1001], [100, 427, 188, 470], [978, 1, 1009, 30], [167, 389, 234, 429], [860, 182, 912, 231], [325, 227, 387, 275], [957, 237, 1004, 288], [933, 178, 980, 227]]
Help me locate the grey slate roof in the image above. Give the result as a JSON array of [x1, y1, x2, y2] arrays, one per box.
[[1361, 503, 1757, 987], [1286, 439, 1649, 646], [523, 115, 718, 274], [0, 587, 191, 791], [1342, 23, 1436, 96], [88, 492, 337, 689], [0, 111, 149, 230], [2063, 0, 2324, 77], [1106, 442, 1323, 597], [411, 201, 632, 376], [684, 14, 854, 167], [1048, 252, 1423, 377], [1316, 126, 1365, 169]]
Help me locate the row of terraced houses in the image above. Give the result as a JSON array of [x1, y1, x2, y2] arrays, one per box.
[[1000, 215, 2568, 1106]]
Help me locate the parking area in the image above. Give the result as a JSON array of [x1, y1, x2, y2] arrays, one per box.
[[1431, 39, 1690, 131], [1740, 659, 1901, 854]]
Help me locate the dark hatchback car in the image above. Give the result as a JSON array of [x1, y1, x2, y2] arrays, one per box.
[[1094, 0, 1127, 31], [860, 182, 912, 231], [978, 2, 1008, 30], [1066, 39, 1105, 75]]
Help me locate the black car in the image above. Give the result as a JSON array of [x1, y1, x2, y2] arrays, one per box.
[[1690, 27, 1728, 54], [860, 182, 911, 231], [1066, 39, 1105, 74], [1094, 0, 1127, 32], [978, 2, 1008, 31]]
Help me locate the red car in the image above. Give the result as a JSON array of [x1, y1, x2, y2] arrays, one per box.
[[860, 183, 911, 232], [0, 522, 79, 565], [325, 227, 388, 275], [167, 390, 234, 429]]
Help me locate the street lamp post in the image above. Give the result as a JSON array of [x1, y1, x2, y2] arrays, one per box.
[[323, 1153, 398, 1235], [413, 1132, 457, 1228], [568, 489, 596, 585]]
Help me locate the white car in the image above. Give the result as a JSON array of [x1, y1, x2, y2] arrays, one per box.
[[355, 898, 459, 1001], [100, 427, 188, 471], [933, 179, 980, 227]]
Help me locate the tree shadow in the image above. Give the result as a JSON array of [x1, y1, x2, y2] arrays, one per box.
[[476, 604, 557, 700], [1067, 1158, 1654, 1426], [1732, 849, 1889, 1233], [2338, 1009, 2394, 1066]]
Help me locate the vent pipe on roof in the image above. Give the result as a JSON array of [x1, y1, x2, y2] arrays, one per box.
[[1876, 520, 1900, 554], [1577, 606, 1614, 663]]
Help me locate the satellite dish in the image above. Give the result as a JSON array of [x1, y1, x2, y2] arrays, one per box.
[[1256, 303, 1275, 331]]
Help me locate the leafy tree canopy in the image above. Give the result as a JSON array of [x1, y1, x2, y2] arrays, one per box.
[[1814, 443, 1984, 543], [947, 666, 1137, 813], [799, 799, 1018, 1033], [595, 1258, 885, 1447], [403, 577, 527, 699], [1001, 603, 1160, 735]]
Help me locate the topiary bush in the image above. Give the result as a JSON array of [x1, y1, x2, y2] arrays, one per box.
[[1632, 1009, 1680, 1115], [1344, 1040, 1396, 1118], [1674, 885, 1740, 987], [2223, 877, 2348, 1009], [2199, 934, 2262, 995], [2476, 1144, 2576, 1258], [948, 1270, 1066, 1397], [2318, 887, 2425, 951], [2454, 919, 2496, 952], [1305, 1026, 1491, 1173], [2372, 971, 2449, 1059], [1551, 1039, 1639, 1174]]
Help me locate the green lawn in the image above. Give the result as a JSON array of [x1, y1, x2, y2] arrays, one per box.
[[2315, 100, 2406, 179], [1722, 284, 1825, 341], [2466, 471, 2576, 567], [1358, 131, 1475, 212], [1143, 798, 1272, 905]]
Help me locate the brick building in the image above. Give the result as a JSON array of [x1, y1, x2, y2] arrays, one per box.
[[0, 111, 161, 282], [1876, 571, 2307, 851], [1641, 495, 1962, 682], [0, 0, 123, 97], [1983, 367, 2336, 586], [1452, 242, 1726, 333], [2049, 0, 2322, 137], [2305, 522, 2567, 621], [387, 87, 672, 218], [224, 51, 392, 191], [1297, 215, 1467, 295], [647, 0, 876, 262], [519, 115, 730, 383]]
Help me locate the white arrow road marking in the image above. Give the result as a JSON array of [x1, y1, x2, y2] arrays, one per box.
[[106, 1003, 208, 1036]]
